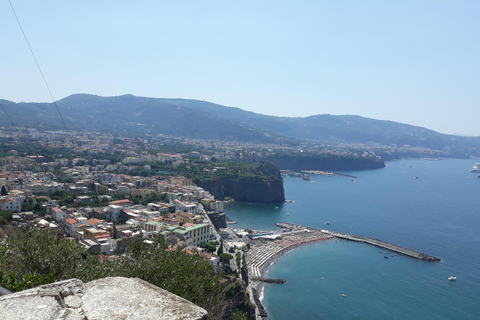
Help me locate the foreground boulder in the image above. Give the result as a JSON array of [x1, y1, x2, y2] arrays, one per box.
[[0, 277, 208, 320]]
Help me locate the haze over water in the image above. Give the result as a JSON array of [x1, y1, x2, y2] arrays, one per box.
[[225, 159, 480, 319]]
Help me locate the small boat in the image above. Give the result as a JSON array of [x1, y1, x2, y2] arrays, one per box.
[[301, 174, 310, 181], [470, 163, 480, 173], [342, 294, 347, 297], [448, 276, 457, 281], [326, 221, 330, 225], [384, 255, 389, 259], [414, 176, 418, 179]]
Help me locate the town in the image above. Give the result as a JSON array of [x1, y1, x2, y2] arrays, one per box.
[[0, 152, 237, 261], [0, 126, 451, 320]]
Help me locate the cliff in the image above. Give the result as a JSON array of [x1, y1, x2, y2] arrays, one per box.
[[196, 161, 285, 203], [199, 176, 285, 203]]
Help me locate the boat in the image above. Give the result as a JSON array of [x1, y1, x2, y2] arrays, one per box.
[[448, 276, 457, 281], [342, 294, 347, 297], [384, 255, 389, 259], [286, 213, 290, 216], [301, 174, 310, 181], [470, 163, 480, 173], [326, 221, 330, 225], [414, 176, 418, 179]]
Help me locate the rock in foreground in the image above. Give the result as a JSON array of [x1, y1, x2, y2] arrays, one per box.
[[0, 277, 208, 320]]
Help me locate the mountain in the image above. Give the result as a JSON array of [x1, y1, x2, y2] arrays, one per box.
[[163, 98, 480, 151], [2, 94, 480, 154], [0, 94, 289, 144]]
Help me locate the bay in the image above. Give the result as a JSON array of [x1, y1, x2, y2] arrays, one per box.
[[224, 159, 480, 319]]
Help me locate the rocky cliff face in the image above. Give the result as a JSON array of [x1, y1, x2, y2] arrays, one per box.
[[200, 177, 285, 203]]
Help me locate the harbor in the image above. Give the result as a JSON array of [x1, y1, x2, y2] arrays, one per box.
[[244, 222, 441, 319], [244, 226, 332, 319]]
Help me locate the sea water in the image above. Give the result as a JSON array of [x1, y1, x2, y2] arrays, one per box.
[[224, 159, 480, 319]]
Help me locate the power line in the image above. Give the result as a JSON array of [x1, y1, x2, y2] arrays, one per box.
[[8, 0, 74, 146]]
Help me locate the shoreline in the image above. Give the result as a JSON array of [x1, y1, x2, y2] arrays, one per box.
[[246, 227, 333, 319]]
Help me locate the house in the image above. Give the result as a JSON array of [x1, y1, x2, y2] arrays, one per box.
[[64, 217, 81, 236], [113, 224, 134, 239], [143, 221, 165, 233], [84, 227, 111, 241], [87, 218, 103, 227], [178, 203, 201, 214], [106, 205, 123, 220], [0, 197, 21, 213], [7, 189, 26, 204], [170, 176, 193, 186], [51, 207, 65, 222], [173, 223, 211, 247]]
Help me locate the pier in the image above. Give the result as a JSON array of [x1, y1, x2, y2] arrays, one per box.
[[277, 223, 441, 262]]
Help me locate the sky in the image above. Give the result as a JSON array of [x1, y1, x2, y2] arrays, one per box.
[[1, 1, 479, 136]]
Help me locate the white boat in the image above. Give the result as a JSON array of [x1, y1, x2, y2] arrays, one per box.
[[448, 276, 457, 281], [469, 163, 480, 173]]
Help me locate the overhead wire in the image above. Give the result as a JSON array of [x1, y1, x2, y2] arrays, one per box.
[[8, 0, 75, 146]]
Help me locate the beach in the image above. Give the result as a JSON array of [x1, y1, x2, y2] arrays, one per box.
[[245, 226, 333, 319]]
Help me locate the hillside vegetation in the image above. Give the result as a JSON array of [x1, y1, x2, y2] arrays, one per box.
[[2, 94, 480, 155]]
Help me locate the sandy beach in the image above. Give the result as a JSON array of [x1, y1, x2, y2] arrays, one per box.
[[245, 226, 333, 319]]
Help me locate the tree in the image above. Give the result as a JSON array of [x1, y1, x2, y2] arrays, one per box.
[[0, 232, 231, 319], [204, 241, 217, 253], [0, 185, 7, 196], [0, 229, 87, 291], [0, 211, 13, 222], [219, 253, 233, 263]]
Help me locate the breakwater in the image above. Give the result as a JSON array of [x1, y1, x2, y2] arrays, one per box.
[[252, 288, 268, 319], [276, 223, 441, 262], [250, 277, 287, 284]]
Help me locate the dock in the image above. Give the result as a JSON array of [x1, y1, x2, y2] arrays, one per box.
[[276, 223, 440, 262]]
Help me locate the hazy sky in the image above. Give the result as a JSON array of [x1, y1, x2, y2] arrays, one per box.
[[2, 1, 479, 136]]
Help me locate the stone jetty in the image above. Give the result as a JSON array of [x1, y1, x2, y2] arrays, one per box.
[[250, 277, 287, 284], [277, 223, 441, 262]]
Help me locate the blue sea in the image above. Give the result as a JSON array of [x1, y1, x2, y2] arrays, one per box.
[[224, 159, 480, 319]]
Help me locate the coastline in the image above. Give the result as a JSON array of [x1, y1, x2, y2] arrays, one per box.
[[245, 226, 333, 319]]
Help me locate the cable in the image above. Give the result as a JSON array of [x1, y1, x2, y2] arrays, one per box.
[[8, 0, 74, 146]]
